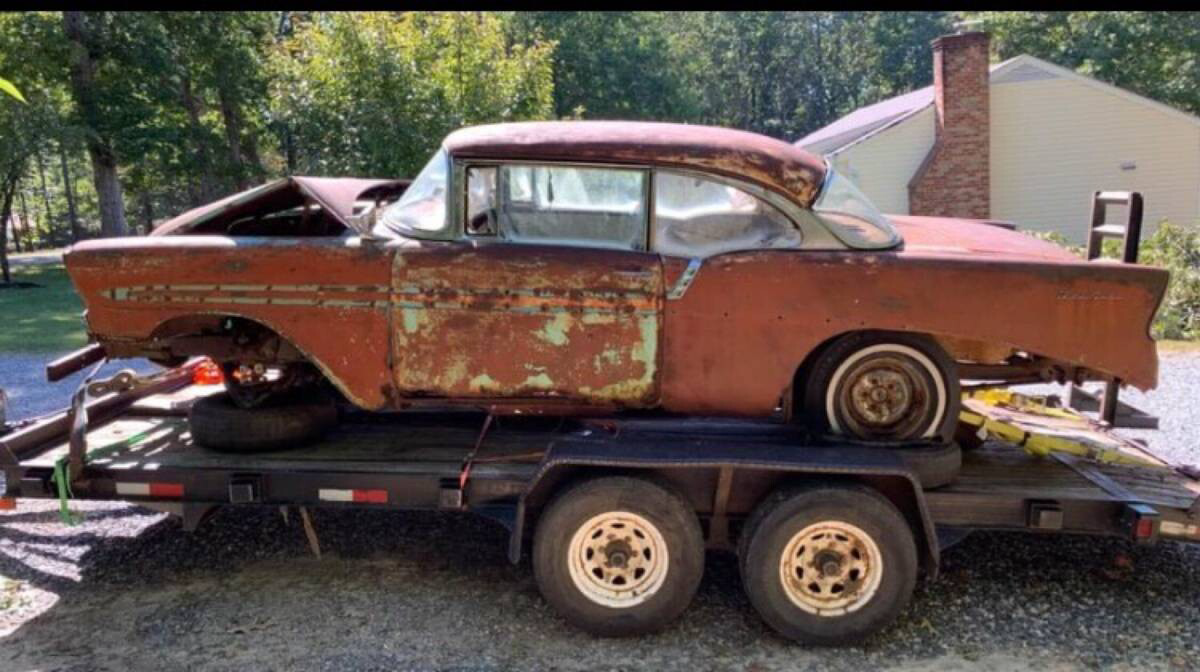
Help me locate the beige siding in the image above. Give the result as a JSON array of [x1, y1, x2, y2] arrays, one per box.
[[991, 77, 1200, 243], [829, 106, 935, 215]]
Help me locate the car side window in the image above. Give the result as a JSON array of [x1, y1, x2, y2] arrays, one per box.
[[652, 171, 802, 258], [466, 163, 648, 251]]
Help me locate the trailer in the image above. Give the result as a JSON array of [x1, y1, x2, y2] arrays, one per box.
[[2, 361, 1199, 646]]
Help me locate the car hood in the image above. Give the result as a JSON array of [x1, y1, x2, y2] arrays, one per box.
[[152, 176, 410, 236], [888, 215, 1081, 263]]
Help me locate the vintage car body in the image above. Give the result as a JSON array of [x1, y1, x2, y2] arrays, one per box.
[[64, 121, 1167, 430]]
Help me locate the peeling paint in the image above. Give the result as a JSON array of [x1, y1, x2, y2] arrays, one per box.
[[534, 313, 574, 346], [469, 373, 500, 393], [402, 307, 429, 335]]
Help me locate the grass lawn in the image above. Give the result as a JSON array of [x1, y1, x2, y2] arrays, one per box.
[[0, 264, 88, 354]]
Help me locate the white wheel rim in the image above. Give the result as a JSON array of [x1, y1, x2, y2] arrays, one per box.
[[779, 520, 883, 617], [567, 511, 670, 609], [825, 343, 947, 439]]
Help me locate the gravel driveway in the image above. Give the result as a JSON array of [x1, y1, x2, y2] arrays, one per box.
[[2, 353, 1199, 671]]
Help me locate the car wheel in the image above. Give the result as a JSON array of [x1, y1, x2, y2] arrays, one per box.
[[188, 389, 338, 453], [802, 331, 960, 442], [739, 485, 918, 645], [533, 476, 705, 637]]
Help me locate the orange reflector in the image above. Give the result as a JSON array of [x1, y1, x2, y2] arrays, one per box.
[[0, 497, 16, 511], [193, 359, 224, 386]]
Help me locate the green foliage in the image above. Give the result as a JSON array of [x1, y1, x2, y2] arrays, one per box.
[[670, 12, 953, 139], [1140, 222, 1200, 340], [268, 12, 555, 178], [507, 12, 695, 122], [1023, 222, 1200, 341], [0, 76, 25, 103], [977, 12, 1200, 117]]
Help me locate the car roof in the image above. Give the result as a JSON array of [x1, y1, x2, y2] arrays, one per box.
[[443, 121, 827, 208]]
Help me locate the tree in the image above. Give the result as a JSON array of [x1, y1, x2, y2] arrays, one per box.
[[670, 12, 953, 140], [268, 12, 555, 178], [977, 12, 1200, 117], [507, 12, 696, 121], [62, 11, 128, 236]]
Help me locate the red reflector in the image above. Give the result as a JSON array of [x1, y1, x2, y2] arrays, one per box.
[[1135, 517, 1155, 539], [0, 497, 15, 511], [193, 359, 224, 386], [352, 489, 388, 504], [149, 483, 185, 498]]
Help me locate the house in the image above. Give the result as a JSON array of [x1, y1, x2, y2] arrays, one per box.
[[795, 32, 1200, 243]]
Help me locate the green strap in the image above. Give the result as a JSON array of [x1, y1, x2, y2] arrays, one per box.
[[50, 430, 152, 527], [52, 456, 84, 526]]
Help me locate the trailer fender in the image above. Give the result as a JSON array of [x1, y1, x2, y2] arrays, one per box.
[[507, 437, 941, 575]]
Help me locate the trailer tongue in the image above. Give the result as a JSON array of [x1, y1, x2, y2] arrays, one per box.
[[2, 365, 1198, 644]]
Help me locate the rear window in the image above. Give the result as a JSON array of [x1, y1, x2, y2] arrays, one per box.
[[652, 171, 802, 257]]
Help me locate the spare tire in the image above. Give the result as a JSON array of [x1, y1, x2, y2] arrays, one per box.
[[188, 390, 338, 453]]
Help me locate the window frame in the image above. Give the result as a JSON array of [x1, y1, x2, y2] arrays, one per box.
[[649, 167, 839, 257], [457, 158, 653, 252]]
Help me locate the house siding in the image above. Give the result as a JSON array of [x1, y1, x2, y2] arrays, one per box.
[[990, 76, 1200, 243], [831, 106, 936, 215]]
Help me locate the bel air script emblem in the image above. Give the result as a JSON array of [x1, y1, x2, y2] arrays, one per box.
[[1057, 290, 1121, 301]]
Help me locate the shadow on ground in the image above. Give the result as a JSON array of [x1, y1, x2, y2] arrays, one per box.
[[1, 500, 1198, 671]]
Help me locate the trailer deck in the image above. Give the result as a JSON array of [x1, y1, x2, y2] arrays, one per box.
[[5, 383, 1198, 549]]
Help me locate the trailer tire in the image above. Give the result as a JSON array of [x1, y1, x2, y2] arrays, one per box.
[[188, 390, 338, 453], [739, 485, 918, 645], [533, 476, 704, 637]]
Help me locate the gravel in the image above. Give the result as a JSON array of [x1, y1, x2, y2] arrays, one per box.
[[2, 352, 1199, 671], [0, 355, 159, 425]]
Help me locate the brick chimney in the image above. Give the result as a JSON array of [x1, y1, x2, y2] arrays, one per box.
[[908, 31, 990, 219]]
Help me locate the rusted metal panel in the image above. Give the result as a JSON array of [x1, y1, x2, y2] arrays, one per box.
[[660, 248, 1164, 417], [445, 121, 827, 207], [65, 237, 396, 410], [389, 243, 662, 408]]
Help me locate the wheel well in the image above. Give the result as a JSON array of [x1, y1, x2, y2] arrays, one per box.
[[786, 329, 952, 421], [147, 314, 344, 398]]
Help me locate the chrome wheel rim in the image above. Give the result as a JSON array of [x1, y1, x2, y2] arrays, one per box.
[[779, 520, 883, 616], [567, 511, 669, 608]]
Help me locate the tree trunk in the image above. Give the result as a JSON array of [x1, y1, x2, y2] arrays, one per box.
[[179, 73, 219, 201], [141, 191, 154, 234], [14, 185, 29, 252], [59, 141, 82, 242], [63, 11, 128, 237], [35, 150, 57, 244], [217, 83, 249, 190], [283, 125, 296, 175], [0, 177, 18, 284]]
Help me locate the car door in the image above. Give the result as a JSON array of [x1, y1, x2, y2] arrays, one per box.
[[390, 160, 664, 409]]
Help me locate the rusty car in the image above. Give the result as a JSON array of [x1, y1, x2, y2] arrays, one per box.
[[60, 121, 1168, 450]]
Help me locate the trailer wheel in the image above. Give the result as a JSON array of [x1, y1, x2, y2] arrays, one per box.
[[739, 485, 918, 645], [802, 331, 960, 443], [188, 390, 338, 452], [533, 477, 704, 637]]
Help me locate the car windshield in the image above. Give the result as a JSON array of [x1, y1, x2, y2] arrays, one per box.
[[376, 149, 448, 237], [812, 168, 901, 249]]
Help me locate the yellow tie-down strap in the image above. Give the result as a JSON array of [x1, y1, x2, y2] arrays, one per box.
[[958, 389, 1164, 469]]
